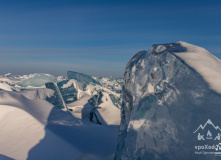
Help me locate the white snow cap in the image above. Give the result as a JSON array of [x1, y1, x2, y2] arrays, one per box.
[[174, 41, 221, 94]]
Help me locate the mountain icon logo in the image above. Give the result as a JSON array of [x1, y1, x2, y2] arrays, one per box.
[[193, 119, 221, 141]]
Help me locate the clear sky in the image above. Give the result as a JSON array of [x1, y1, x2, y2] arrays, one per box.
[[0, 0, 221, 77]]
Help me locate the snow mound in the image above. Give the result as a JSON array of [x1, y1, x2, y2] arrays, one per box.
[[0, 91, 119, 160]]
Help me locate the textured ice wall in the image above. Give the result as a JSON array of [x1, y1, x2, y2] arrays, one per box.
[[115, 43, 221, 160], [67, 71, 101, 87]]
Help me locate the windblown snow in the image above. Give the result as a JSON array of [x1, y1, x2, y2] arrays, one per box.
[[174, 41, 221, 94]]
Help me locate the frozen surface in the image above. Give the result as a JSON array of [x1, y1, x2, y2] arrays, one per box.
[[115, 42, 221, 160]]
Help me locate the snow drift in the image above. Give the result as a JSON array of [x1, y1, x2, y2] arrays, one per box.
[[0, 91, 119, 160]]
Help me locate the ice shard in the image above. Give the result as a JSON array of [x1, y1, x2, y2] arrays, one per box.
[[45, 82, 67, 110], [57, 80, 79, 104]]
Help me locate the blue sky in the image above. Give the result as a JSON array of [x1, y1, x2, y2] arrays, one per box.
[[0, 0, 221, 77]]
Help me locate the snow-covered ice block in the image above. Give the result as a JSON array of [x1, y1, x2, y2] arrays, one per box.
[[115, 42, 221, 160]]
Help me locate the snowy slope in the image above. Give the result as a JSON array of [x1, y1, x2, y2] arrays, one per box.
[[0, 91, 119, 160], [0, 83, 13, 91]]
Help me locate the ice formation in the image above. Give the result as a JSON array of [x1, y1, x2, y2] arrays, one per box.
[[115, 42, 221, 160], [45, 82, 68, 110], [42, 71, 122, 125], [57, 79, 81, 104], [67, 71, 101, 87], [17, 73, 58, 87]]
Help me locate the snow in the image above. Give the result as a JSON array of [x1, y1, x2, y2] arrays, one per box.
[[0, 105, 47, 160], [0, 74, 25, 84], [87, 84, 121, 98], [68, 91, 121, 125], [61, 79, 83, 91], [0, 77, 15, 84], [174, 41, 221, 94], [21, 88, 55, 100], [0, 83, 13, 91], [0, 91, 119, 160], [95, 77, 123, 93], [60, 79, 89, 99], [95, 92, 121, 125], [68, 94, 92, 119]]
